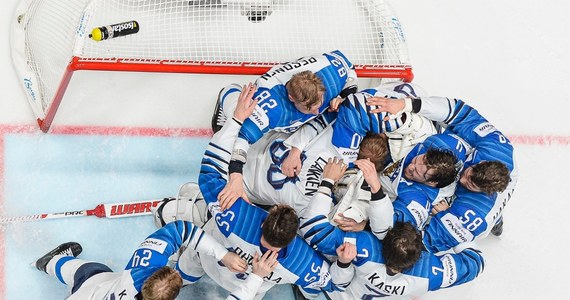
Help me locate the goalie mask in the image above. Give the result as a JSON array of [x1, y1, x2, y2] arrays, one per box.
[[152, 182, 208, 228]]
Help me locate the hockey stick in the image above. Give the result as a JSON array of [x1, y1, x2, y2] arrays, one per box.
[[0, 198, 168, 224]]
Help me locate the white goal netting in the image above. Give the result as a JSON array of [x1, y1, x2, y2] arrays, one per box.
[[11, 0, 411, 132]]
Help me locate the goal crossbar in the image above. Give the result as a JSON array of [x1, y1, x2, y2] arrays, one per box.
[[13, 0, 414, 133]]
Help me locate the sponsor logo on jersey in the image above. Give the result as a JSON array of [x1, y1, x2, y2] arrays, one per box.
[[259, 57, 318, 80], [406, 201, 428, 228], [250, 106, 269, 130], [440, 213, 473, 243], [138, 238, 167, 253], [491, 187, 514, 224], [366, 272, 407, 295], [440, 254, 458, 288], [341, 149, 358, 161], [289, 118, 303, 125], [474, 122, 496, 137]]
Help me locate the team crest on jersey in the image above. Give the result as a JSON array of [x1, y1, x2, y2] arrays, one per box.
[[382, 159, 402, 179]]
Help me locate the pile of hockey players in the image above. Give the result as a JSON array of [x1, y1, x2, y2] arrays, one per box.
[[34, 50, 517, 300]]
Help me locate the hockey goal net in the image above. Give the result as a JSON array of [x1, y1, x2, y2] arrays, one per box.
[[11, 0, 413, 132]]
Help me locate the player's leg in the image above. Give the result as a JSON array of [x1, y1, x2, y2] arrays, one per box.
[[36, 242, 112, 292], [491, 216, 504, 236], [35, 242, 82, 273], [212, 83, 243, 133], [152, 182, 209, 228], [175, 248, 206, 285]]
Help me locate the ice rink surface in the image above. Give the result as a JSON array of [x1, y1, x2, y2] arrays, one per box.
[[1, 0, 570, 299]]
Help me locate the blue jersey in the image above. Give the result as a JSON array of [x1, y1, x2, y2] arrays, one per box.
[[299, 184, 485, 298], [58, 220, 228, 300], [433, 99, 514, 171], [380, 133, 469, 230], [238, 50, 356, 146], [418, 98, 518, 252], [330, 82, 426, 163], [197, 119, 351, 297], [285, 82, 426, 165], [127, 221, 225, 291]]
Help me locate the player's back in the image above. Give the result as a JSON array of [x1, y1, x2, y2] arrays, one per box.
[[201, 198, 334, 297], [244, 125, 340, 212], [242, 50, 355, 142]]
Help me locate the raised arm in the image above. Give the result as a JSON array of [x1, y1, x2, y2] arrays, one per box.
[[354, 159, 394, 240], [200, 83, 257, 210], [281, 112, 336, 177], [369, 95, 513, 168], [299, 157, 349, 255]]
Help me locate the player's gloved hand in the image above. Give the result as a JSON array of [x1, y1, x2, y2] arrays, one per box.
[[233, 82, 258, 123], [323, 157, 348, 183], [328, 96, 343, 112], [367, 97, 412, 121], [336, 242, 357, 265], [281, 147, 302, 177], [218, 173, 250, 210], [335, 212, 367, 232], [430, 200, 450, 215], [252, 251, 279, 278], [354, 159, 381, 193], [221, 251, 248, 273]]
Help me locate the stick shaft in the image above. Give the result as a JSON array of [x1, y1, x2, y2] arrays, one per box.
[[0, 198, 165, 224]]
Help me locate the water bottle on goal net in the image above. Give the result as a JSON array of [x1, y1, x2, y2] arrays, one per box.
[[89, 20, 140, 41]]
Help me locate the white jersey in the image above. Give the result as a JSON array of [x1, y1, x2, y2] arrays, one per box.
[[46, 221, 261, 300], [243, 125, 339, 212], [64, 265, 264, 300], [232, 50, 357, 158], [299, 183, 485, 299], [242, 124, 393, 236], [185, 218, 329, 299], [417, 97, 518, 252], [378, 133, 470, 230], [192, 119, 353, 299]]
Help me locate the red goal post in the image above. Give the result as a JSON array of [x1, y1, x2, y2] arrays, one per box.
[[11, 0, 413, 133]]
